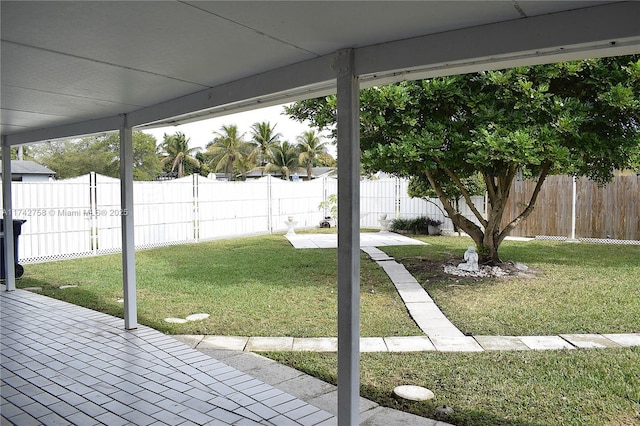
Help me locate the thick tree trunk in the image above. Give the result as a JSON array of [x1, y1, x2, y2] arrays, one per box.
[[425, 163, 552, 265]]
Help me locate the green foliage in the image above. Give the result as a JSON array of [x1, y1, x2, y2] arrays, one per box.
[[287, 56, 640, 262], [390, 216, 441, 234], [8, 146, 33, 161], [159, 132, 200, 178], [318, 193, 337, 219], [265, 140, 300, 180], [29, 131, 162, 180], [248, 121, 282, 168], [296, 130, 332, 180], [206, 125, 253, 181], [407, 174, 485, 201]]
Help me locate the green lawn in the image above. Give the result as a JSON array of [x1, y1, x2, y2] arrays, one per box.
[[16, 233, 640, 425], [17, 233, 420, 337], [383, 237, 640, 335], [268, 348, 640, 426]]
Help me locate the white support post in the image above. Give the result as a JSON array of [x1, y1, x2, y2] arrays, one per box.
[[336, 48, 361, 426], [119, 115, 137, 329], [1, 139, 16, 291]]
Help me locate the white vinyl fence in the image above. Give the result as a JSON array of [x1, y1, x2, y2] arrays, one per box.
[[1, 173, 485, 263]]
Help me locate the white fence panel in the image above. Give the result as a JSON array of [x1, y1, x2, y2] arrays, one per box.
[[270, 178, 326, 231], [11, 180, 91, 262], [198, 178, 269, 240], [5, 174, 490, 264], [94, 178, 122, 254], [397, 177, 486, 230], [135, 177, 195, 248], [460, 196, 486, 228], [398, 179, 448, 224], [360, 179, 397, 227]]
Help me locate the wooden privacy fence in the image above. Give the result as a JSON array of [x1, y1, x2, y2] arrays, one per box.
[[2, 173, 484, 264], [503, 174, 640, 241]]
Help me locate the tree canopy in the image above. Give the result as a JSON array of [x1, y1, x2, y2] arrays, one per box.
[[286, 55, 640, 263], [249, 121, 282, 168], [265, 141, 301, 181], [29, 131, 162, 180], [158, 132, 200, 178], [206, 125, 253, 181], [296, 130, 333, 180]]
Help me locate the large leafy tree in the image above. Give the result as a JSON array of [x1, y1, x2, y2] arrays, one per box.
[[287, 56, 640, 263], [296, 130, 332, 180], [206, 124, 253, 181], [29, 131, 162, 180], [159, 132, 200, 178]]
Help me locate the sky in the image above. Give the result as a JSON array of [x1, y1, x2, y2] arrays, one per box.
[[141, 102, 334, 154]]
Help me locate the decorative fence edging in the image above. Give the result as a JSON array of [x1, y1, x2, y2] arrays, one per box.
[[535, 235, 640, 245]]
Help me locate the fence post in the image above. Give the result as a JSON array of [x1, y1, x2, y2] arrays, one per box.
[[193, 173, 199, 242], [569, 176, 578, 241], [89, 172, 97, 255], [266, 175, 272, 233], [395, 177, 401, 219]]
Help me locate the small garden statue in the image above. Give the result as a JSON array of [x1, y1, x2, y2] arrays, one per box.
[[379, 214, 392, 233], [457, 246, 479, 271]]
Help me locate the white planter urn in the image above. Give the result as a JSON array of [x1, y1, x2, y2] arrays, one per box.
[[285, 216, 298, 236]]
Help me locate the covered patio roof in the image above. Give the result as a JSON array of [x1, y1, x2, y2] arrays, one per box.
[[2, 1, 638, 143], [2, 2, 640, 424]]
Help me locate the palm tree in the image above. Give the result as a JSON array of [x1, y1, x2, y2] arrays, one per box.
[[296, 130, 331, 181], [159, 132, 200, 178], [265, 141, 300, 181], [206, 125, 252, 181], [249, 121, 282, 168]]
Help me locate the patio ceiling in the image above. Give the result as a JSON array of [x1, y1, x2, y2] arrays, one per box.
[[2, 1, 639, 146]]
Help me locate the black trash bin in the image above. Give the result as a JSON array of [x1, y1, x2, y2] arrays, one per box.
[[1, 219, 27, 280]]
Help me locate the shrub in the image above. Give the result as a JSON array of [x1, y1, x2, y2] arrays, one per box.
[[391, 216, 429, 234]]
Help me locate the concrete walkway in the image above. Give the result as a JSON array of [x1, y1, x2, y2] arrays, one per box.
[[285, 231, 427, 249], [186, 233, 640, 353]]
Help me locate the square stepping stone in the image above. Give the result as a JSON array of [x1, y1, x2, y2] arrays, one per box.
[[246, 337, 294, 352], [172, 335, 204, 348], [405, 302, 445, 320], [519, 336, 575, 350], [559, 334, 621, 349], [360, 337, 388, 352], [199, 335, 248, 351], [474, 335, 530, 351], [397, 288, 432, 303], [293, 338, 338, 352], [430, 336, 484, 352], [422, 326, 465, 338], [384, 336, 435, 352], [601, 333, 640, 347]]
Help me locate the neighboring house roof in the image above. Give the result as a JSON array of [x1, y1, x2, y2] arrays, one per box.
[[245, 167, 335, 180], [310, 167, 337, 178], [3, 161, 56, 176]]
